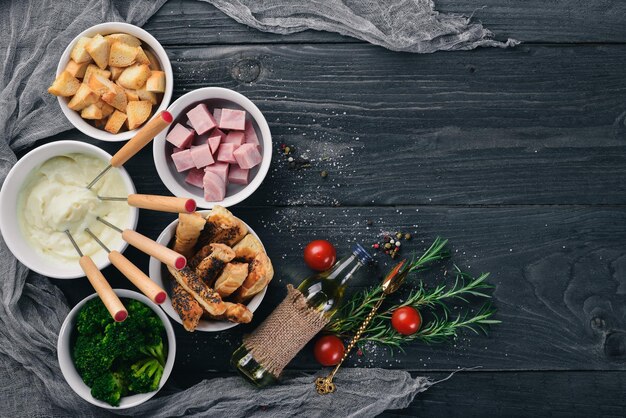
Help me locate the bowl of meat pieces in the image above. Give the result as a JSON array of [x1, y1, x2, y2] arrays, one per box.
[[153, 87, 272, 208]]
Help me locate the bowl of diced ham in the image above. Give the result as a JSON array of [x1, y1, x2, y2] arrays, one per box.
[[153, 87, 272, 208]]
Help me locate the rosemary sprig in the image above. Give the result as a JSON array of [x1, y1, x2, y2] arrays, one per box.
[[326, 237, 449, 336], [324, 238, 500, 351]]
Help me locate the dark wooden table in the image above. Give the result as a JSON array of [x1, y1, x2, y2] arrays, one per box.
[[44, 1, 626, 416]]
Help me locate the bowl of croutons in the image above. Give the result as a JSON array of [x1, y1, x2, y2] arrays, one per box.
[[148, 206, 273, 332], [49, 22, 173, 142]]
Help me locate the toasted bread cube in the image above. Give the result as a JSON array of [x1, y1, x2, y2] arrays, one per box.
[[105, 33, 141, 47], [143, 49, 161, 71], [95, 100, 115, 117], [87, 74, 116, 97], [83, 64, 111, 85], [109, 66, 123, 80], [65, 60, 89, 78], [70, 37, 93, 64], [104, 110, 127, 134], [108, 42, 138, 67], [101, 83, 127, 112], [67, 83, 99, 110], [146, 70, 165, 93], [135, 47, 150, 65], [126, 100, 152, 130], [125, 88, 139, 101], [85, 34, 110, 70], [117, 64, 151, 90], [136, 87, 158, 105], [80, 103, 103, 120], [47, 71, 80, 97]]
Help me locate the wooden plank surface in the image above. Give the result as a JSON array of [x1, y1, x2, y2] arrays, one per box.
[[43, 43, 626, 206], [41, 3, 626, 415], [146, 0, 626, 45], [393, 371, 626, 417]]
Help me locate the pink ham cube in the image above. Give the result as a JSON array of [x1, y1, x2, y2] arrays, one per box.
[[171, 149, 195, 172], [203, 170, 225, 201], [166, 124, 195, 149], [244, 120, 260, 147], [185, 168, 205, 188], [190, 144, 215, 168], [205, 162, 229, 184], [228, 165, 250, 185], [219, 108, 246, 131], [223, 131, 245, 146], [186, 103, 217, 135], [217, 143, 237, 164], [233, 143, 262, 169], [208, 136, 221, 154], [213, 108, 221, 124]]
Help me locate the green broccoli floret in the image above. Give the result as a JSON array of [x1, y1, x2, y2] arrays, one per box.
[[72, 298, 168, 402], [140, 338, 166, 367], [127, 358, 164, 393], [76, 298, 114, 335], [73, 333, 115, 386], [91, 371, 126, 406], [101, 302, 165, 362]]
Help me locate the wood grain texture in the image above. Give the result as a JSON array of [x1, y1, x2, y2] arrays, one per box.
[[387, 371, 626, 417], [146, 0, 626, 45], [42, 43, 626, 205], [55, 205, 626, 373]]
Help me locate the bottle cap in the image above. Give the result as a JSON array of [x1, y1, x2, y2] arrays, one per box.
[[352, 243, 374, 265]]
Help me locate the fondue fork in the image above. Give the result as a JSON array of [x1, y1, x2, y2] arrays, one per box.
[[64, 230, 128, 322], [96, 217, 187, 271], [87, 111, 173, 190], [85, 228, 167, 305], [98, 193, 196, 214]]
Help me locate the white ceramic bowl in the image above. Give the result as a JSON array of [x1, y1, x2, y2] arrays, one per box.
[[55, 22, 173, 142], [148, 210, 268, 332], [0, 141, 139, 279], [57, 289, 176, 409], [153, 87, 272, 209]]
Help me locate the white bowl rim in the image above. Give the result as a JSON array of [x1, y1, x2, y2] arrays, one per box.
[[148, 210, 268, 332], [0, 140, 138, 279], [55, 22, 173, 142], [57, 288, 177, 410], [152, 87, 272, 209]]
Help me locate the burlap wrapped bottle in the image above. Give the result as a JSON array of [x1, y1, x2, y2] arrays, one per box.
[[243, 285, 329, 377]]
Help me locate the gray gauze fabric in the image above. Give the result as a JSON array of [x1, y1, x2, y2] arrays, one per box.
[[0, 0, 508, 416], [205, 0, 519, 52]]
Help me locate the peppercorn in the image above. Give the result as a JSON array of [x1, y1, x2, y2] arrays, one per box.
[[395, 241, 401, 247], [373, 243, 380, 249], [385, 250, 390, 254], [383, 236, 391, 243], [390, 239, 395, 245], [284, 146, 291, 154], [321, 170, 328, 178], [280, 143, 286, 149], [396, 232, 403, 240], [404, 233, 412, 240], [366, 220, 373, 226], [384, 243, 392, 249]]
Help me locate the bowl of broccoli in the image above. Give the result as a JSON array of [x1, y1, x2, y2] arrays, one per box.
[[57, 289, 176, 409]]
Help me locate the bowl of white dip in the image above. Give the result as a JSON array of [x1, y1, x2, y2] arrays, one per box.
[[0, 141, 138, 279]]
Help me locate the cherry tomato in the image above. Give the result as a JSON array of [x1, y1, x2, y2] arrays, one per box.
[[314, 335, 345, 366], [391, 306, 422, 335], [303, 240, 337, 271]]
